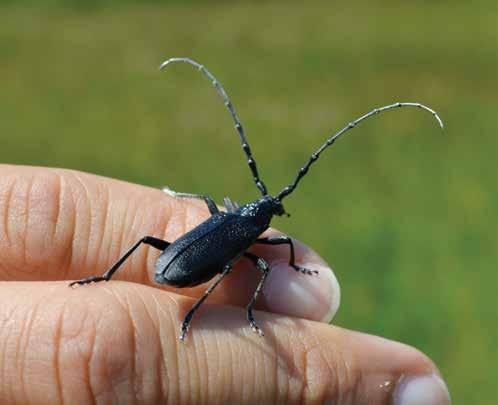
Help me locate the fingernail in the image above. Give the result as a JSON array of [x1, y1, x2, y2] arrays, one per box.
[[262, 262, 340, 323], [393, 374, 451, 405]]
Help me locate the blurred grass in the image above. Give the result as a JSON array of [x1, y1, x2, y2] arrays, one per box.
[[0, 1, 496, 403]]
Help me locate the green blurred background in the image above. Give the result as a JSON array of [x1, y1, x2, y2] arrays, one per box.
[[0, 1, 496, 403]]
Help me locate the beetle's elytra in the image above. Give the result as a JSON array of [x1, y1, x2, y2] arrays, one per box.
[[70, 57, 443, 341]]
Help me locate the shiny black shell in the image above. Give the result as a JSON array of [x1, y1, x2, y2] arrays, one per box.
[[154, 211, 267, 287]]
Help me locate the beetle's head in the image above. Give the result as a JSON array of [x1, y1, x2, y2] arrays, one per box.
[[271, 197, 288, 217]]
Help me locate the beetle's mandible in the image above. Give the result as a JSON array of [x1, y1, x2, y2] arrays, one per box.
[[69, 57, 443, 341]]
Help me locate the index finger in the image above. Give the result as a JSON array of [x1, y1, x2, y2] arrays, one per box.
[[0, 164, 340, 322]]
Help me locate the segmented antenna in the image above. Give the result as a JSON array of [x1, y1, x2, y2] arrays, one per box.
[[160, 57, 268, 196], [277, 102, 444, 201]]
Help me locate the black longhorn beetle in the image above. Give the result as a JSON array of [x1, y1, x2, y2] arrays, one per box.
[[70, 57, 443, 341]]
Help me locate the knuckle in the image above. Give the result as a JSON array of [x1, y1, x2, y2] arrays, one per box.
[[55, 289, 170, 404], [1, 294, 63, 403], [298, 335, 359, 404], [68, 294, 136, 403], [92, 288, 188, 404], [0, 169, 74, 278]]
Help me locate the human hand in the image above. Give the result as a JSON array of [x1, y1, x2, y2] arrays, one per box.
[[0, 165, 450, 404]]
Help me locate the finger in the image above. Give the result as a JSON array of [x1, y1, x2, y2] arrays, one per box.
[[0, 281, 450, 405], [0, 164, 339, 321]]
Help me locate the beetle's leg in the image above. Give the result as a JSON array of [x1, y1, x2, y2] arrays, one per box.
[[69, 236, 170, 287], [163, 186, 219, 215], [223, 197, 240, 213], [243, 252, 271, 337], [255, 236, 318, 275], [180, 264, 232, 341]]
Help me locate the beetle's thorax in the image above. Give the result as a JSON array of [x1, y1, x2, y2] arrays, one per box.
[[237, 195, 285, 229]]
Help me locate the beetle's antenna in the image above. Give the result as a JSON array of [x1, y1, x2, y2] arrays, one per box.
[[160, 57, 268, 196], [277, 102, 444, 201]]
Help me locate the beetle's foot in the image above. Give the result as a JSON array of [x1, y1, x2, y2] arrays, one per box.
[[291, 265, 319, 276], [250, 321, 265, 337], [179, 323, 190, 342], [247, 312, 265, 337], [69, 276, 109, 288], [252, 324, 265, 337]]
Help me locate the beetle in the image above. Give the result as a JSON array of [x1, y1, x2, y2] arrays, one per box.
[[70, 57, 443, 341]]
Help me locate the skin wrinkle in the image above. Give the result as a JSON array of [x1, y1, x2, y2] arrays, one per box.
[[0, 322, 9, 403], [303, 329, 331, 403], [0, 302, 18, 404], [128, 196, 149, 285], [205, 330, 217, 403], [186, 331, 200, 405], [133, 286, 164, 404], [123, 291, 139, 403], [240, 333, 252, 403], [224, 335, 235, 404], [280, 323, 331, 404], [51, 171, 62, 245], [90, 293, 129, 404], [351, 365, 364, 405], [71, 172, 93, 278], [135, 201, 151, 286], [55, 172, 70, 281], [150, 293, 174, 404], [252, 338, 259, 402], [272, 331, 280, 405], [62, 176, 77, 280], [257, 331, 270, 403], [39, 172, 65, 279], [162, 196, 180, 243], [218, 334, 233, 404], [272, 324, 295, 402], [75, 307, 98, 405], [1, 175, 14, 248], [82, 291, 112, 405], [143, 286, 180, 404], [53, 301, 65, 405], [22, 172, 69, 280], [84, 309, 102, 405], [131, 284, 170, 403], [155, 341, 165, 405], [22, 175, 34, 273], [333, 342, 347, 400], [92, 178, 110, 283], [226, 332, 235, 403], [171, 301, 183, 405], [21, 297, 40, 405], [77, 171, 110, 280], [297, 348, 307, 405], [115, 191, 131, 282], [327, 344, 356, 404], [200, 324, 216, 404], [190, 331, 201, 405], [195, 331, 207, 405], [201, 332, 212, 405], [344, 352, 357, 405], [105, 287, 138, 403]]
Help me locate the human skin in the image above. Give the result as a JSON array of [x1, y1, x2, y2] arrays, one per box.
[[0, 164, 450, 404]]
